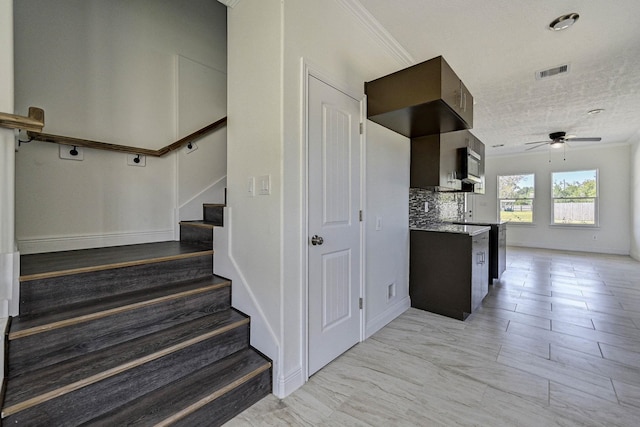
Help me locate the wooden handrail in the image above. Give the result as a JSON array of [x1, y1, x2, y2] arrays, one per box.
[[0, 107, 45, 133], [26, 113, 227, 157]]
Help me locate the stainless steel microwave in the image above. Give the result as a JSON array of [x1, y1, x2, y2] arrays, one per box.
[[458, 147, 482, 184]]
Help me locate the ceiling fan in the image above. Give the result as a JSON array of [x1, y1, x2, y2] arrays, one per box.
[[525, 131, 601, 151]]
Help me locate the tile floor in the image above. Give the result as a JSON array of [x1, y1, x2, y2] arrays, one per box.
[[225, 247, 640, 426]]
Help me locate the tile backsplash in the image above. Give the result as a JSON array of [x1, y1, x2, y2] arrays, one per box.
[[409, 188, 466, 228]]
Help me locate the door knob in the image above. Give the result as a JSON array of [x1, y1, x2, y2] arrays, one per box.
[[310, 235, 324, 246]]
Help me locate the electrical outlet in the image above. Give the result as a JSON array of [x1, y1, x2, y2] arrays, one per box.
[[127, 154, 146, 167], [387, 283, 396, 300]]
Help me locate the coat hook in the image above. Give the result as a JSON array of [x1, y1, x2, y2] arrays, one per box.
[[70, 146, 79, 156], [187, 142, 193, 149], [134, 154, 141, 164]]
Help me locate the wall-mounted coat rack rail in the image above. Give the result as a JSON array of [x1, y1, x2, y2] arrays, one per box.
[[0, 107, 45, 133], [25, 112, 227, 157]]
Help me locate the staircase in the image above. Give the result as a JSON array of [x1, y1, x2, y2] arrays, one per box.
[[1, 203, 271, 426]]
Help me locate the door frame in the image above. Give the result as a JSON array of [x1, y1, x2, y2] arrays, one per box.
[[300, 58, 366, 382]]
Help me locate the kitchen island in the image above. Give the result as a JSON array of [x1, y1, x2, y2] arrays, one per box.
[[452, 220, 507, 283], [410, 224, 490, 320]]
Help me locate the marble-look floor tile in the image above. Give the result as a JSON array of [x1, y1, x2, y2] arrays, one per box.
[[552, 320, 640, 352], [600, 342, 640, 369], [550, 344, 640, 388], [507, 319, 603, 357], [592, 318, 640, 340], [549, 382, 640, 427], [473, 306, 552, 330], [227, 248, 640, 426], [612, 379, 640, 410], [498, 346, 618, 403]]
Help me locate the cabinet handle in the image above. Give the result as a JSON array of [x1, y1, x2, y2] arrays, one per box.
[[463, 92, 467, 112]]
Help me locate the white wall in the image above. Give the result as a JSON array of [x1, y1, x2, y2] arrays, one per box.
[[475, 144, 631, 255], [228, 0, 410, 397], [227, 0, 284, 392], [13, 0, 227, 253], [0, 0, 19, 386], [364, 122, 410, 337], [631, 135, 640, 260]]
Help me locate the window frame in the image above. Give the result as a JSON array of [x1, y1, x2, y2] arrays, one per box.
[[497, 173, 536, 225], [550, 169, 599, 227]]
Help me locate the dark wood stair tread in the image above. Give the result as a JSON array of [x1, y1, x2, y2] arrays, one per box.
[[10, 275, 230, 338], [82, 348, 270, 427], [180, 220, 217, 228], [20, 241, 212, 280], [2, 309, 249, 416]]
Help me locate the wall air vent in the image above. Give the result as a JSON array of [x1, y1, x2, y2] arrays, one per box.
[[535, 64, 570, 80]]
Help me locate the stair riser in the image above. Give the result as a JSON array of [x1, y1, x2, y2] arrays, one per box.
[[203, 205, 224, 226], [180, 224, 213, 247], [172, 368, 271, 427], [20, 254, 213, 316], [9, 285, 231, 377], [4, 326, 250, 426]]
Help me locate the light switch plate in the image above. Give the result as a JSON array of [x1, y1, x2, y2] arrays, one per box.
[[375, 216, 383, 230], [258, 175, 271, 195], [59, 145, 84, 161], [247, 176, 255, 197]]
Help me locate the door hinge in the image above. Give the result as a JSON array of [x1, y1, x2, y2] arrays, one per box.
[[359, 122, 363, 135], [359, 297, 363, 309], [359, 210, 363, 222]]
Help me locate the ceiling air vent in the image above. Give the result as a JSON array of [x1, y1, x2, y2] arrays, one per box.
[[535, 64, 570, 80]]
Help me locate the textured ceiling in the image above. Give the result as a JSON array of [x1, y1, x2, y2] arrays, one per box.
[[358, 0, 640, 156]]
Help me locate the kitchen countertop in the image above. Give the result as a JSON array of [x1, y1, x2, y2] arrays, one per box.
[[449, 219, 507, 226], [410, 224, 491, 236]]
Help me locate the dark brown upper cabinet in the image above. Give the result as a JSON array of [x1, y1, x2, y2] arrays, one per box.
[[411, 130, 484, 192], [365, 56, 473, 138], [461, 132, 485, 194]]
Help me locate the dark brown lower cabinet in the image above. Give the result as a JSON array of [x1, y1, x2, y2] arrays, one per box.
[[453, 221, 507, 283], [410, 230, 489, 320]]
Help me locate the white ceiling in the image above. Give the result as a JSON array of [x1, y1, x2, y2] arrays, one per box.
[[357, 0, 640, 156]]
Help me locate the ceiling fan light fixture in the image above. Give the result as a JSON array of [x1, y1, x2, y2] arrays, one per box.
[[550, 141, 564, 148], [549, 13, 579, 31]]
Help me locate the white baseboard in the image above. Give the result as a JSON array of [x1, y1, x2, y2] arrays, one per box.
[[0, 251, 20, 317], [178, 176, 227, 222], [365, 295, 411, 340], [17, 229, 175, 254], [213, 207, 282, 395], [508, 241, 629, 256], [275, 366, 304, 399], [0, 317, 9, 380]]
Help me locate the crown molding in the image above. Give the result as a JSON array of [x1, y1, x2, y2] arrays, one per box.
[[336, 0, 415, 67], [217, 0, 241, 8]]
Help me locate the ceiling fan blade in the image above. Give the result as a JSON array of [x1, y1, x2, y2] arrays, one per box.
[[525, 143, 548, 151], [566, 137, 602, 142], [524, 140, 549, 145]]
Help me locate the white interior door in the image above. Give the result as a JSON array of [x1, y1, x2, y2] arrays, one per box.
[[308, 75, 361, 376]]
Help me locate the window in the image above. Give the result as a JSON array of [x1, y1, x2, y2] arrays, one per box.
[[498, 174, 535, 223], [551, 170, 598, 225]]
